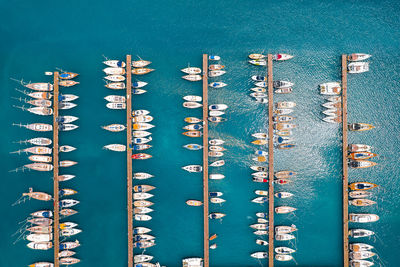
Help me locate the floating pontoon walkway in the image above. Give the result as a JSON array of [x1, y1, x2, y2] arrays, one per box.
[[126, 55, 134, 267], [53, 72, 60, 267], [267, 55, 274, 267], [341, 55, 349, 267], [202, 54, 210, 267]]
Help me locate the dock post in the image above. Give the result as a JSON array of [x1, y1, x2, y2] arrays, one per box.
[[267, 54, 274, 267], [53, 72, 60, 267], [341, 55, 349, 267], [126, 55, 134, 267], [202, 54, 210, 267]]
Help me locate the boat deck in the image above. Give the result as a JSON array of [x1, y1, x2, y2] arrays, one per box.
[[267, 54, 274, 267], [126, 55, 134, 267], [341, 55, 349, 267], [53, 72, 60, 267], [202, 54, 210, 267]]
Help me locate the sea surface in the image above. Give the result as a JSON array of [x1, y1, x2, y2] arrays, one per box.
[[1, 0, 400, 266]]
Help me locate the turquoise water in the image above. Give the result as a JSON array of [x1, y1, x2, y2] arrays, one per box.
[[1, 0, 400, 266]]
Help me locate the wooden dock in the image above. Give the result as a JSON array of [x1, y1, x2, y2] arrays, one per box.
[[267, 55, 274, 266], [341, 55, 349, 267], [53, 72, 60, 267], [202, 54, 210, 267], [126, 55, 134, 267]]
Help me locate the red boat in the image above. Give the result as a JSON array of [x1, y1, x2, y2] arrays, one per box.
[[132, 153, 152, 160], [274, 179, 291, 185]]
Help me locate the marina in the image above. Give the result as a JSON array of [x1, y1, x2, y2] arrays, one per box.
[[53, 72, 60, 267]]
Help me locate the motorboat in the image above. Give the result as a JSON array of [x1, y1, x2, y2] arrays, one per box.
[[323, 109, 342, 117], [132, 81, 148, 88], [210, 192, 223, 197], [210, 197, 225, 204], [183, 131, 202, 137], [133, 185, 155, 193], [25, 83, 53, 91], [348, 62, 369, 73], [132, 60, 151, 68], [133, 227, 151, 235], [350, 243, 374, 252], [323, 116, 341, 123], [209, 145, 225, 152], [275, 225, 298, 234], [249, 59, 266, 66], [252, 139, 267, 145], [59, 160, 77, 167], [106, 102, 126, 109], [253, 177, 268, 183], [348, 144, 372, 152], [252, 156, 267, 162], [58, 102, 77, 110], [276, 101, 296, 109], [209, 64, 225, 70], [275, 192, 294, 198], [133, 193, 153, 200], [133, 136, 152, 144], [273, 115, 294, 122], [252, 133, 267, 139], [274, 136, 294, 145], [274, 123, 296, 131], [275, 234, 295, 241], [320, 82, 341, 95], [249, 54, 265, 60], [60, 199, 79, 208], [134, 254, 154, 263], [27, 241, 52, 250], [252, 197, 267, 204], [133, 172, 154, 179], [102, 124, 126, 132], [349, 190, 372, 199], [255, 97, 267, 103], [278, 143, 295, 149], [25, 163, 53, 171], [59, 124, 78, 132], [183, 144, 203, 150], [183, 95, 202, 102], [209, 104, 228, 111], [103, 67, 125, 75], [349, 229, 375, 238], [350, 260, 374, 267], [133, 123, 155, 130], [274, 81, 293, 88], [210, 160, 225, 167], [254, 230, 268, 235], [183, 258, 203, 267], [133, 130, 151, 137], [58, 174, 75, 182], [59, 258, 80, 265], [183, 102, 202, 108], [105, 82, 126, 89], [348, 53, 371, 62], [181, 67, 202, 74], [275, 87, 293, 94], [275, 170, 296, 179], [134, 200, 154, 207], [256, 212, 267, 218], [105, 95, 126, 103], [349, 160, 377, 169], [105, 75, 125, 82], [252, 75, 267, 82], [348, 152, 377, 160], [250, 252, 268, 259], [349, 199, 376, 207], [273, 54, 293, 61], [251, 166, 267, 172], [274, 108, 293, 115], [348, 123, 374, 131], [209, 139, 224, 145], [275, 247, 296, 254], [182, 74, 202, 81], [251, 87, 266, 93], [254, 150, 268, 157], [275, 254, 293, 261], [182, 165, 203, 173], [133, 115, 154, 123], [275, 206, 296, 214], [132, 68, 155, 75], [210, 174, 225, 180], [103, 60, 126, 67], [209, 212, 226, 219], [59, 80, 79, 87], [349, 213, 379, 223], [186, 200, 203, 206], [57, 115, 79, 123], [132, 153, 152, 160], [256, 239, 268, 246], [209, 82, 227, 88]]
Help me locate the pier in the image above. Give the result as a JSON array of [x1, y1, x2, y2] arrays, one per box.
[[202, 54, 210, 267], [341, 55, 349, 267], [267, 54, 274, 267], [53, 72, 60, 267], [126, 55, 134, 267]]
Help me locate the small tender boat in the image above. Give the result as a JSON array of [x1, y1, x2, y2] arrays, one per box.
[[105, 75, 125, 82], [105, 95, 126, 103], [209, 82, 227, 88], [132, 153, 152, 160], [186, 200, 203, 206], [275, 247, 296, 254], [133, 172, 154, 179], [60, 145, 76, 153], [275, 192, 294, 198], [134, 254, 154, 263], [132, 68, 155, 75], [249, 54, 265, 60], [348, 123, 374, 131], [183, 95, 202, 102], [275, 254, 293, 261], [209, 212, 226, 219], [275, 87, 293, 94], [60, 240, 80, 249], [133, 130, 151, 137], [349, 160, 377, 169], [132, 60, 151, 68], [105, 82, 126, 89], [60, 199, 79, 208], [27, 241, 52, 250], [106, 102, 126, 109], [249, 59, 266, 66], [252, 139, 267, 145], [210, 174, 225, 180], [182, 74, 202, 81], [251, 87, 266, 93], [275, 206, 296, 214], [103, 60, 126, 67], [102, 124, 126, 132], [252, 197, 267, 204], [182, 165, 203, 173], [275, 233, 295, 241], [133, 136, 152, 144], [210, 160, 225, 167], [348, 62, 369, 73], [350, 243, 374, 252], [183, 144, 203, 150], [349, 229, 375, 238], [209, 145, 225, 152], [133, 123, 155, 130], [208, 70, 226, 77], [133, 185, 155, 193], [25, 163, 53, 171], [133, 193, 153, 200], [274, 108, 293, 115], [185, 117, 202, 123], [183, 102, 202, 109], [209, 110, 224, 116], [210, 197, 225, 204], [181, 67, 202, 74], [323, 116, 342, 123], [348, 152, 377, 160], [251, 252, 268, 259], [134, 200, 153, 207], [349, 213, 379, 223], [275, 225, 298, 234], [256, 239, 268, 246], [349, 191, 372, 199], [103, 67, 125, 75], [274, 53, 294, 61], [59, 257, 80, 265], [183, 131, 202, 137]]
